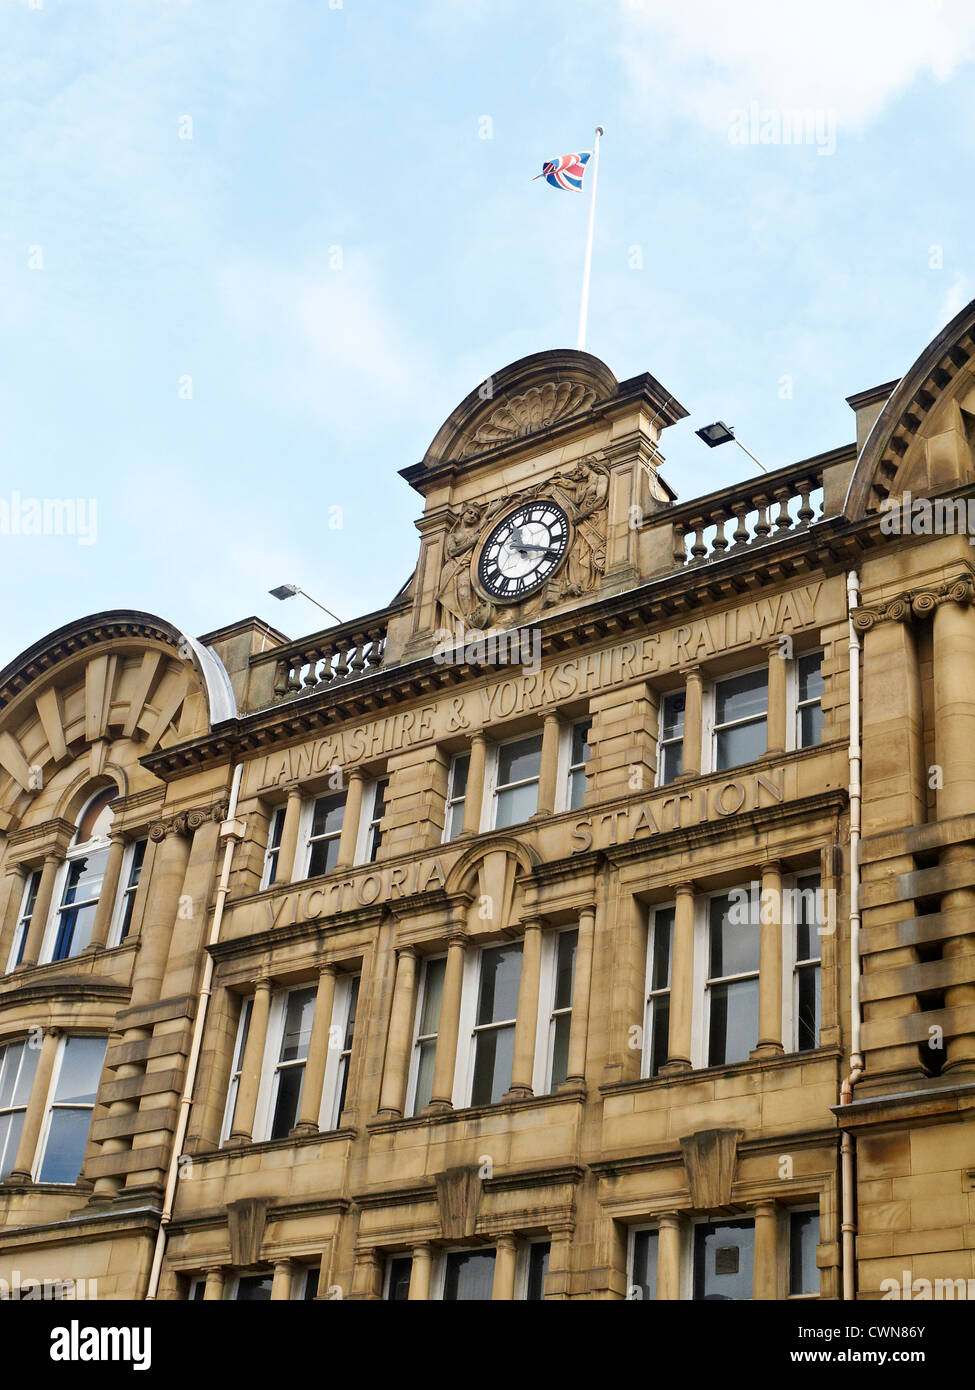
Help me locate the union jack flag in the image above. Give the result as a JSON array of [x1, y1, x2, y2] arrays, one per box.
[[536, 151, 591, 191]]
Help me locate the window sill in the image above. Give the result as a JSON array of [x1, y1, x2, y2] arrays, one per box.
[[367, 1087, 585, 1135], [599, 1045, 842, 1098]]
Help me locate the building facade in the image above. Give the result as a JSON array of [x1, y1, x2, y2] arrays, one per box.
[[1, 304, 975, 1302]]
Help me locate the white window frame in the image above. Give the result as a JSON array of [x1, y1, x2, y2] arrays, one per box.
[[786, 872, 822, 1054], [383, 1253, 415, 1301], [483, 732, 543, 831], [0, 1037, 39, 1178], [355, 777, 389, 866], [221, 996, 253, 1144], [531, 927, 577, 1095], [627, 1222, 661, 1300], [298, 790, 346, 881], [686, 1213, 755, 1301], [5, 869, 42, 972], [106, 838, 148, 949], [34, 1034, 106, 1184], [655, 690, 686, 788], [442, 752, 470, 843], [260, 807, 287, 891], [513, 1237, 552, 1301], [793, 648, 825, 750], [454, 944, 522, 1109], [641, 903, 675, 1079], [783, 1203, 821, 1300], [702, 661, 769, 777], [557, 718, 591, 813], [694, 887, 762, 1070], [405, 953, 447, 1117]]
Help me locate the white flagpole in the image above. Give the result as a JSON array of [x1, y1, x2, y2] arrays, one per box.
[[576, 124, 604, 352]]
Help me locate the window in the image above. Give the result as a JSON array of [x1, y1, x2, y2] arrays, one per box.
[[47, 789, 117, 961], [712, 669, 767, 771], [443, 753, 469, 842], [658, 692, 685, 785], [794, 874, 822, 1052], [261, 808, 286, 889], [268, 987, 317, 1140], [705, 892, 759, 1066], [188, 1277, 206, 1301], [359, 778, 389, 864], [112, 838, 146, 945], [0, 1040, 40, 1179], [440, 1249, 496, 1301], [304, 793, 345, 877], [7, 870, 41, 970], [469, 944, 522, 1106], [386, 1256, 413, 1302], [788, 1210, 820, 1296], [643, 906, 674, 1078], [333, 976, 360, 1121], [408, 955, 446, 1116], [491, 734, 542, 828], [300, 1265, 320, 1300], [693, 1219, 754, 1300], [37, 1035, 106, 1183], [535, 929, 576, 1093], [630, 1228, 658, 1300], [232, 1274, 273, 1301], [565, 720, 591, 810], [524, 1241, 550, 1301], [796, 652, 824, 747], [222, 997, 252, 1143]]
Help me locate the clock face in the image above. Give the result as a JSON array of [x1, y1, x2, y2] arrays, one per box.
[[476, 501, 570, 601]]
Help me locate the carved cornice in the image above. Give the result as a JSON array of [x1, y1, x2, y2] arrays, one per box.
[[148, 801, 228, 841], [852, 574, 975, 631], [458, 381, 598, 459]]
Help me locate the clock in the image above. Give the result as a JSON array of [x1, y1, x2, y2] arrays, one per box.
[[476, 501, 570, 601]]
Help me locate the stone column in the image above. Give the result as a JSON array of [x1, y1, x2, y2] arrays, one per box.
[[18, 854, 60, 969], [227, 976, 272, 1145], [765, 642, 787, 756], [335, 769, 366, 869], [563, 905, 595, 1090], [656, 1213, 682, 1300], [753, 862, 784, 1058], [270, 1260, 294, 1301], [292, 965, 338, 1134], [408, 1244, 433, 1300], [278, 787, 304, 884], [545, 1223, 574, 1300], [662, 883, 696, 1073], [461, 732, 487, 836], [426, 925, 467, 1113], [492, 1235, 518, 1300], [377, 948, 419, 1120], [0, 865, 25, 970], [535, 713, 562, 817], [680, 667, 703, 778], [202, 1267, 225, 1301], [752, 1201, 778, 1300], [933, 596, 975, 1073], [128, 819, 192, 1007], [7, 1028, 60, 1182], [86, 834, 127, 952], [506, 920, 542, 1099]]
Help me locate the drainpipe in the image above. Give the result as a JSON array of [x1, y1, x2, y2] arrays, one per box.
[[840, 570, 864, 1301], [144, 762, 246, 1300]]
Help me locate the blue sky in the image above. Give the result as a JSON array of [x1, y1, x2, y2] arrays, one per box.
[[1, 0, 972, 667]]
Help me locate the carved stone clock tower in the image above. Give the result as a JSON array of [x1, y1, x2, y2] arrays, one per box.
[[396, 348, 688, 658]]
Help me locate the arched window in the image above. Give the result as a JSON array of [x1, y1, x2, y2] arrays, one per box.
[[49, 788, 116, 962]]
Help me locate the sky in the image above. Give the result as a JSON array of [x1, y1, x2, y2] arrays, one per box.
[[1, 0, 973, 668]]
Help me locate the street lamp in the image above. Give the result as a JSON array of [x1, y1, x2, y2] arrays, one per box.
[[695, 421, 769, 474], [269, 583, 342, 625]]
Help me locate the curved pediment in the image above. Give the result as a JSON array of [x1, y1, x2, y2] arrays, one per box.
[[421, 349, 618, 470], [845, 298, 975, 519]]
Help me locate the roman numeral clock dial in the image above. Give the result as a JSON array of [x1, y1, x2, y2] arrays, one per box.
[[476, 502, 570, 601]]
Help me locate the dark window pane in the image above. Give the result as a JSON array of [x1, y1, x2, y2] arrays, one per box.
[[795, 874, 822, 960], [632, 1229, 658, 1299], [649, 998, 670, 1078], [0, 1111, 24, 1180], [526, 1242, 550, 1301], [412, 1039, 437, 1116], [661, 740, 683, 783], [800, 702, 824, 747], [476, 945, 522, 1026], [708, 978, 759, 1066], [693, 1220, 754, 1300], [303, 1266, 320, 1300], [790, 1211, 820, 1295], [235, 1275, 273, 1301], [54, 1037, 105, 1105], [343, 977, 359, 1052], [308, 835, 341, 877], [270, 1065, 304, 1139], [554, 931, 577, 1011], [471, 1024, 515, 1106], [797, 965, 821, 1052], [570, 721, 591, 766], [311, 794, 345, 838], [191, 1280, 206, 1301], [651, 910, 674, 991], [715, 670, 768, 725], [568, 766, 587, 810], [662, 692, 685, 741], [709, 895, 760, 978], [38, 1108, 93, 1183], [443, 1250, 496, 1301], [450, 754, 470, 801], [497, 736, 542, 787], [280, 988, 316, 1063], [387, 1257, 412, 1301], [798, 653, 824, 703], [716, 718, 766, 770], [550, 1013, 571, 1090]]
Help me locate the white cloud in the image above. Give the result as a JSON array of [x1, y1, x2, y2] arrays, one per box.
[[619, 0, 975, 132]]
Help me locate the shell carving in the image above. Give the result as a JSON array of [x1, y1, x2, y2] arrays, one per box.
[[461, 381, 597, 457]]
